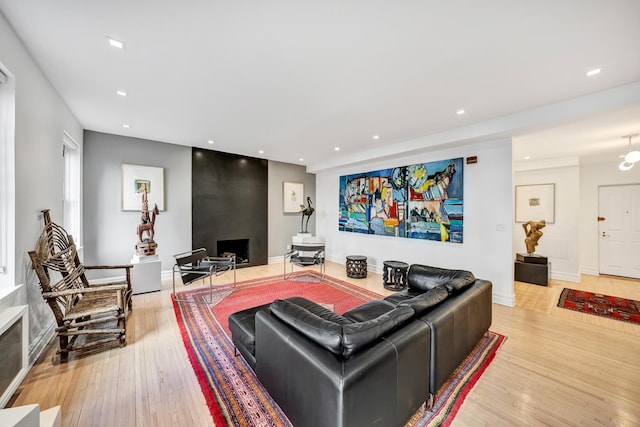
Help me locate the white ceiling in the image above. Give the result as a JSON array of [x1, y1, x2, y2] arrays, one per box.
[[1, 0, 639, 172]]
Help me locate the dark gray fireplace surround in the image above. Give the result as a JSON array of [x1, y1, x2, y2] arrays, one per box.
[[192, 148, 268, 267]]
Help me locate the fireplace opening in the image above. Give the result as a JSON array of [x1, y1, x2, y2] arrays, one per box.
[[217, 239, 249, 265]]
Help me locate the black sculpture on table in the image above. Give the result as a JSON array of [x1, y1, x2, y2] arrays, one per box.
[[300, 197, 315, 233]]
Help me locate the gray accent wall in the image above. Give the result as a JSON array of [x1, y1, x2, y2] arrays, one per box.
[[83, 131, 192, 274], [267, 160, 316, 258], [1, 12, 83, 362]]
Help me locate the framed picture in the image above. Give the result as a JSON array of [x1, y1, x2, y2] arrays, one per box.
[[121, 164, 165, 211], [283, 182, 304, 213], [515, 183, 555, 223]]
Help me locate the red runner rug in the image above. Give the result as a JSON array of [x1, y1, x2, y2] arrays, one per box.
[[172, 271, 506, 426], [557, 288, 640, 324]]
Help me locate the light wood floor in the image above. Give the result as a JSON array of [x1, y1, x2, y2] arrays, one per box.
[[9, 262, 640, 426]]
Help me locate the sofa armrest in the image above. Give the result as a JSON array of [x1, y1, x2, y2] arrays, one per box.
[[255, 309, 431, 427], [418, 279, 492, 395]]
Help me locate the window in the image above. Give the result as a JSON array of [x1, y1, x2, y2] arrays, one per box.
[[0, 64, 15, 287], [63, 131, 81, 246]]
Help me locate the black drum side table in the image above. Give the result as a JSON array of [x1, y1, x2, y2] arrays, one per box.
[[382, 260, 409, 291], [346, 255, 367, 279]]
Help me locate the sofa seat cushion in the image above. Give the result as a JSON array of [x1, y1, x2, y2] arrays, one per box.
[[398, 287, 449, 316], [343, 300, 396, 322], [407, 264, 475, 293], [342, 306, 415, 358], [228, 302, 272, 366]]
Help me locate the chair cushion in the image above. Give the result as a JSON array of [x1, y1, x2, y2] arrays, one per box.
[[407, 264, 475, 293], [398, 287, 449, 316], [342, 306, 415, 358]]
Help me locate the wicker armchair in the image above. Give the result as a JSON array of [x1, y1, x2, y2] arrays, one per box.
[[28, 210, 133, 361]]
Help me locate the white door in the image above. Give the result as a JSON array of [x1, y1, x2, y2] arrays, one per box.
[[598, 184, 640, 279]]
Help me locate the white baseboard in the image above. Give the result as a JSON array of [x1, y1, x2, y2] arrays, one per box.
[[268, 256, 284, 264], [550, 271, 581, 283], [580, 267, 600, 276], [492, 293, 515, 307], [161, 270, 173, 281], [88, 275, 126, 285], [29, 320, 55, 366], [90, 271, 174, 283]]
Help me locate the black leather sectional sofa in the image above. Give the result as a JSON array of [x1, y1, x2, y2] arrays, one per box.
[[228, 264, 493, 427]]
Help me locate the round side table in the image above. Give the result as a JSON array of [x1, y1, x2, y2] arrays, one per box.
[[346, 255, 367, 279], [382, 260, 409, 291]]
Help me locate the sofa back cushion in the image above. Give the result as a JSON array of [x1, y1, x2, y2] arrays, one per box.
[[407, 264, 475, 294], [283, 296, 353, 325], [270, 299, 344, 355], [270, 298, 416, 359], [398, 287, 448, 315], [342, 306, 415, 358]]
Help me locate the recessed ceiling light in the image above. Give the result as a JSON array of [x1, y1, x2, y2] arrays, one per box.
[[299, 158, 304, 162], [456, 109, 466, 115], [208, 139, 214, 144], [258, 150, 264, 154], [586, 68, 601, 77], [524, 156, 531, 160], [372, 135, 380, 140], [107, 37, 125, 49], [116, 90, 127, 97], [122, 124, 130, 129], [334, 147, 340, 151]]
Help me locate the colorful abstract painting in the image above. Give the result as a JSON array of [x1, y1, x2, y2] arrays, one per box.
[[339, 157, 464, 243]]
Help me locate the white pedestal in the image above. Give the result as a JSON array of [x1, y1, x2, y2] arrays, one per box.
[[130, 255, 161, 295], [292, 234, 324, 244], [291, 235, 324, 257]]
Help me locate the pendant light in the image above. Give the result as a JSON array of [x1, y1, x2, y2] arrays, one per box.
[[623, 134, 640, 163], [619, 134, 640, 171], [619, 160, 635, 171]]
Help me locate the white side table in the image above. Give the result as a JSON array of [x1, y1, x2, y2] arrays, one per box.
[[130, 254, 162, 294]]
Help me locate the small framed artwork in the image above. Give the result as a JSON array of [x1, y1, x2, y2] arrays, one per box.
[[121, 164, 165, 211], [283, 182, 304, 213], [515, 183, 555, 223]]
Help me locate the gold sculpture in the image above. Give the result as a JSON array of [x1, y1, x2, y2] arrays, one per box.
[[523, 220, 546, 255]]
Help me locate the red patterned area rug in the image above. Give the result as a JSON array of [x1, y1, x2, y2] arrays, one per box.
[[558, 288, 640, 324], [172, 271, 506, 426]]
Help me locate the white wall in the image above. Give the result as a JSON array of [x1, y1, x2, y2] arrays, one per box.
[[316, 138, 515, 306], [514, 165, 581, 282], [1, 12, 83, 361], [579, 161, 640, 275]]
